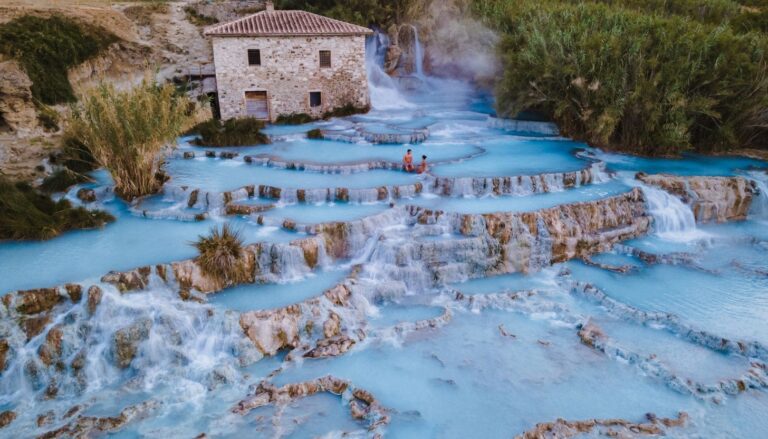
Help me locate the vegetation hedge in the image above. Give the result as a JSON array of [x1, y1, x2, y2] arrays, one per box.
[[0, 15, 116, 105], [0, 178, 114, 241], [190, 118, 270, 146], [474, 1, 768, 155]]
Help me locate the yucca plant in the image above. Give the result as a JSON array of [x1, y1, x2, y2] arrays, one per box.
[[193, 224, 250, 284], [67, 77, 195, 200]]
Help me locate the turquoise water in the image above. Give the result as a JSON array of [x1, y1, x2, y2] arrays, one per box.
[[1, 49, 768, 439], [259, 201, 390, 224], [210, 269, 348, 311], [165, 158, 421, 192], [411, 180, 631, 214]]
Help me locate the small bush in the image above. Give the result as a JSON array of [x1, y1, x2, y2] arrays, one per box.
[[59, 135, 99, 174], [190, 118, 270, 146], [68, 78, 195, 200], [306, 128, 323, 139], [40, 169, 90, 193], [36, 105, 60, 132], [0, 177, 113, 241], [194, 224, 250, 284], [322, 103, 370, 119], [0, 15, 117, 105], [275, 113, 316, 125], [184, 6, 219, 26]]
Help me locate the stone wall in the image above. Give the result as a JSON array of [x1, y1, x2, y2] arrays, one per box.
[[211, 34, 370, 121]]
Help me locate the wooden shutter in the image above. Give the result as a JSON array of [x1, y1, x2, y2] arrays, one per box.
[[245, 91, 269, 119]]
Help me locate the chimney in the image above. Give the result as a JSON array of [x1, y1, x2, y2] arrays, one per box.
[[265, 1, 274, 12]]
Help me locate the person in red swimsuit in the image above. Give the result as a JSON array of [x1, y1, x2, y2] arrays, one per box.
[[403, 149, 414, 172], [417, 155, 428, 174]]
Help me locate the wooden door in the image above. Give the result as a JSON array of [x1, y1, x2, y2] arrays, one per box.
[[245, 91, 269, 120]]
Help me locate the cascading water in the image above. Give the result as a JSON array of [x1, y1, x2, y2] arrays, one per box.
[[411, 24, 425, 79], [638, 184, 708, 242], [365, 31, 414, 110], [748, 171, 768, 221]]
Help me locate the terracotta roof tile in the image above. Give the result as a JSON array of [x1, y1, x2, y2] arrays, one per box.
[[204, 10, 373, 37]]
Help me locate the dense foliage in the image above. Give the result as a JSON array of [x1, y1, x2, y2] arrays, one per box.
[[68, 79, 195, 200], [275, 0, 411, 27], [0, 15, 116, 105], [474, 0, 768, 155], [190, 118, 270, 146], [0, 178, 113, 241]]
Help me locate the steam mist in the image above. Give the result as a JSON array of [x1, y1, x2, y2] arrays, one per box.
[[406, 0, 500, 86]]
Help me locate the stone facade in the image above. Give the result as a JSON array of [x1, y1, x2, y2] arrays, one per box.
[[211, 34, 370, 121]]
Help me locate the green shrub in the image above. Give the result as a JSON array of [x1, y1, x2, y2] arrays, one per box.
[[0, 15, 117, 105], [68, 78, 195, 200], [322, 103, 370, 119], [40, 169, 90, 193], [183, 6, 219, 26], [0, 177, 113, 241], [190, 118, 270, 146], [59, 135, 99, 174], [485, 1, 768, 155], [306, 128, 324, 139], [193, 224, 250, 284], [36, 104, 60, 132], [275, 113, 316, 125]]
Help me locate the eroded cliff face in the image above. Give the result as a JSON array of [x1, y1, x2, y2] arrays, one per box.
[[0, 60, 37, 135], [637, 173, 756, 223]]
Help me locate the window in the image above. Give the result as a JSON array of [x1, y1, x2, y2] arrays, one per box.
[[247, 49, 261, 66], [309, 92, 322, 108], [319, 50, 331, 68]]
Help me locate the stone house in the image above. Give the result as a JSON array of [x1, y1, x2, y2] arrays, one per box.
[[204, 1, 372, 122]]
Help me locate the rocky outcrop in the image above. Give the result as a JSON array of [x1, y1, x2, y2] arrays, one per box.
[[113, 318, 152, 368], [516, 412, 688, 439], [637, 173, 756, 223], [38, 400, 159, 439], [233, 375, 389, 434], [570, 282, 768, 363], [0, 60, 38, 134], [0, 410, 15, 429], [76, 188, 97, 203], [239, 282, 358, 356], [576, 319, 768, 400], [101, 267, 151, 292]]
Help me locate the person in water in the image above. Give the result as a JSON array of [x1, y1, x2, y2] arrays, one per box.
[[403, 149, 414, 172], [418, 155, 428, 174]]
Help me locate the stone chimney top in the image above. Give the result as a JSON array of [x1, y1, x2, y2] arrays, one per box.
[[265, 1, 274, 12]]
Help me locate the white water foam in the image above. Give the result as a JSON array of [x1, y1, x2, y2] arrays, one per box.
[[366, 32, 415, 110], [639, 184, 712, 243], [748, 171, 768, 222]]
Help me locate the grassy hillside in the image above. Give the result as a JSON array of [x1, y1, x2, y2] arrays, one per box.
[[0, 14, 117, 105], [473, 0, 768, 155]]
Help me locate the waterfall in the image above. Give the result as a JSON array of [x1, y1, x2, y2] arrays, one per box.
[[411, 24, 425, 79], [640, 184, 708, 242], [365, 31, 414, 110], [0, 282, 260, 430], [748, 171, 768, 221]]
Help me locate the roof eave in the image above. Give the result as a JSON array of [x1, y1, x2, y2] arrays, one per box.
[[204, 31, 374, 37]]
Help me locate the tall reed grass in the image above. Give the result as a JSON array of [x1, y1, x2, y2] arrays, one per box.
[[67, 78, 195, 200], [478, 1, 768, 155]]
